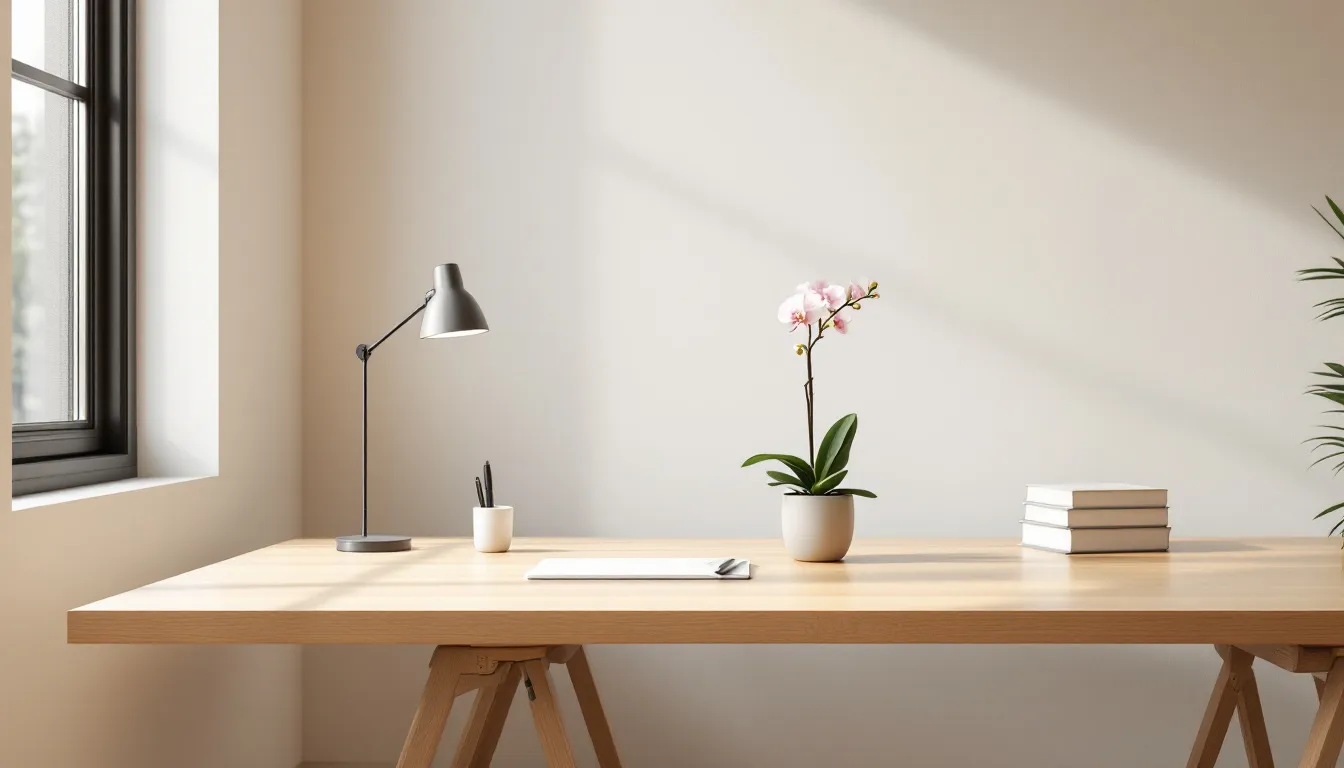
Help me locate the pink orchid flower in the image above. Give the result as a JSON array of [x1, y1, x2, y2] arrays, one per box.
[[778, 290, 827, 331], [832, 312, 852, 334], [797, 280, 847, 310], [821, 284, 847, 310], [848, 282, 867, 302]]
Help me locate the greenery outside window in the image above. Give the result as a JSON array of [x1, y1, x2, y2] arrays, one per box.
[[11, 0, 134, 494]]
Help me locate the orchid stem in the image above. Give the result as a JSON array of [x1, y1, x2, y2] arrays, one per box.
[[801, 289, 876, 469], [805, 324, 815, 465]]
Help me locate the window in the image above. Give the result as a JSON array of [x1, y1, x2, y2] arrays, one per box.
[[11, 0, 133, 494]]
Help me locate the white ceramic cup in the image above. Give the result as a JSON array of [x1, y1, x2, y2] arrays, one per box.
[[473, 506, 514, 553]]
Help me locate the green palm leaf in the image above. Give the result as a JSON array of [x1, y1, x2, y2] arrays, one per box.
[[1314, 500, 1344, 520], [1309, 391, 1344, 407], [1329, 516, 1344, 537], [1324, 196, 1344, 237], [1309, 450, 1344, 469], [1314, 209, 1344, 241]]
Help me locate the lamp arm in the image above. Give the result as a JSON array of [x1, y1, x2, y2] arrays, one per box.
[[356, 289, 436, 360], [354, 288, 436, 539]]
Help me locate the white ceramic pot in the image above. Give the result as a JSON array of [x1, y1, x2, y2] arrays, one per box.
[[781, 494, 855, 562], [473, 506, 514, 553]]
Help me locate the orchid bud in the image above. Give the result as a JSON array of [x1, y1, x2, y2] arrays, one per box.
[[871, 293, 879, 299], [869, 281, 878, 291], [852, 302, 861, 310], [794, 344, 805, 355]]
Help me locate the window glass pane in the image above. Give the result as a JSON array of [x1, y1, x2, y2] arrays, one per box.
[[12, 79, 86, 424], [12, 0, 83, 85]]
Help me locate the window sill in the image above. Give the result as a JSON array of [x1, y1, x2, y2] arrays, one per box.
[[12, 475, 213, 511]]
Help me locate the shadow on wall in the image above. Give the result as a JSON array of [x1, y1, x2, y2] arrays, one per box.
[[853, 0, 1343, 214], [597, 136, 1307, 493]]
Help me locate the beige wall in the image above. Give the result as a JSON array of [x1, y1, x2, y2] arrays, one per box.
[[0, 1, 304, 767], [297, 0, 1344, 766]]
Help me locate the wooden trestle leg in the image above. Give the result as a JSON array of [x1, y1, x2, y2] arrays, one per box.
[[1188, 644, 1344, 768], [396, 645, 622, 768]]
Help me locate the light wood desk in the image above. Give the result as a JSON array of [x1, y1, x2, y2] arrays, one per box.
[[68, 538, 1344, 767]]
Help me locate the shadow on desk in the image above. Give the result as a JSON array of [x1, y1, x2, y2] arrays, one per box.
[[841, 553, 1020, 565], [1167, 540, 1268, 553]]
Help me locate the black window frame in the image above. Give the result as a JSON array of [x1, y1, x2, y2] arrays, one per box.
[[11, 0, 135, 495]]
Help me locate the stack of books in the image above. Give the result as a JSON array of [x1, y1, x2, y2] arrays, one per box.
[[1020, 483, 1170, 554]]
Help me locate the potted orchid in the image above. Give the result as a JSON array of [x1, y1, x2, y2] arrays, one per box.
[[742, 279, 879, 562]]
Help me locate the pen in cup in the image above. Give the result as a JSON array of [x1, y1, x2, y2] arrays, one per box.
[[484, 461, 494, 507], [475, 477, 486, 508]]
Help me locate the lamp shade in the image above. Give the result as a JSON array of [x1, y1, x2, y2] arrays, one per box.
[[420, 263, 489, 338]]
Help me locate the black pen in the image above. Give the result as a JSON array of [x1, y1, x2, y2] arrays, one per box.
[[484, 461, 494, 507], [475, 477, 486, 508]]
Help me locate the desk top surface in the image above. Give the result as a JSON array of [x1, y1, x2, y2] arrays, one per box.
[[67, 537, 1344, 645]]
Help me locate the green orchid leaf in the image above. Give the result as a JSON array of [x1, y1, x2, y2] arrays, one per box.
[[766, 470, 805, 487], [814, 413, 858, 480], [832, 488, 877, 498], [1328, 363, 1344, 376], [742, 454, 815, 486], [829, 415, 859, 478], [811, 469, 848, 495]]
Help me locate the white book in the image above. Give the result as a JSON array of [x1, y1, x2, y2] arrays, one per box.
[[1023, 503, 1169, 529], [1025, 483, 1167, 509], [1021, 521, 1170, 554], [525, 558, 752, 580]]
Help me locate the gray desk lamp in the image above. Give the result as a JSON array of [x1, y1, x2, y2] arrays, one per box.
[[336, 263, 489, 553]]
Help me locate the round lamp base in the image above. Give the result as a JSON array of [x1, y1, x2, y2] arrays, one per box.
[[336, 534, 412, 553]]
